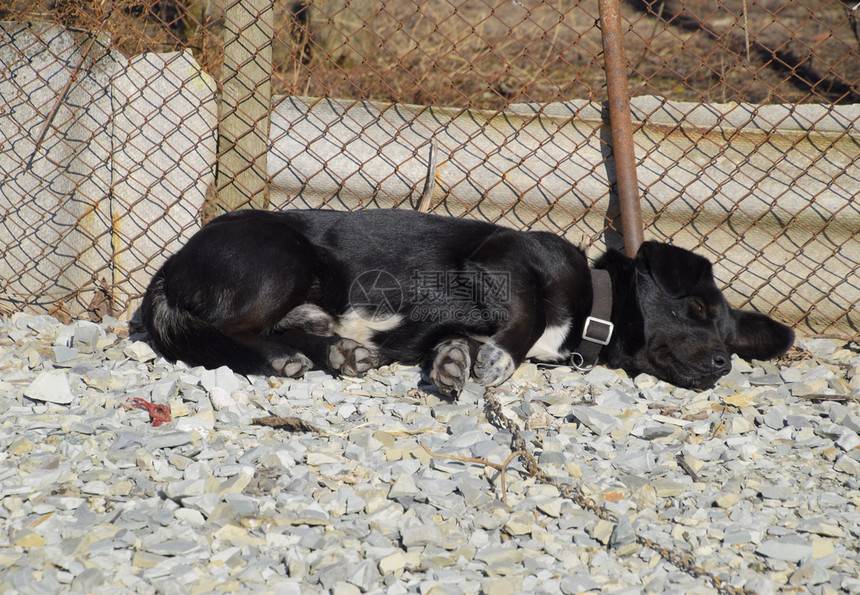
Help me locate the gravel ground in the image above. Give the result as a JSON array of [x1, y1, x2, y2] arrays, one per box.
[[1, 313, 859, 594]]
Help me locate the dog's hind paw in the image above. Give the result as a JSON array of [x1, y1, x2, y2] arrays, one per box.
[[473, 341, 516, 387], [429, 338, 471, 397], [328, 338, 378, 377], [271, 352, 313, 378], [276, 304, 335, 336]]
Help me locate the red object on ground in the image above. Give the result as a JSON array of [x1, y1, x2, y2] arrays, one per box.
[[126, 397, 172, 426]]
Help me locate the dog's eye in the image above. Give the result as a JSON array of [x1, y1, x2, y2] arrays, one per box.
[[688, 297, 708, 320]]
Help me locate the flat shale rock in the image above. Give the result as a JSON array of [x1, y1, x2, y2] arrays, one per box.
[[1, 316, 858, 593]]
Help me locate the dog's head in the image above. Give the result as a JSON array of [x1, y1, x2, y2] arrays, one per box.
[[626, 241, 794, 389]]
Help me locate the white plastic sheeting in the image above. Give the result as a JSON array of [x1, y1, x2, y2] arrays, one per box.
[[0, 22, 216, 317], [268, 96, 859, 335]]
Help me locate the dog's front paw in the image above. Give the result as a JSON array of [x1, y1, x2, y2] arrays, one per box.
[[328, 338, 378, 377], [473, 342, 516, 387], [271, 352, 313, 378], [429, 338, 471, 396]]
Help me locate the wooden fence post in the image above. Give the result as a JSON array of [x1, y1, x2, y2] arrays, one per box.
[[214, 0, 273, 215]]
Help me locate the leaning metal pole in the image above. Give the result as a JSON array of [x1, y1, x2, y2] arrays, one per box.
[[598, 0, 645, 257]]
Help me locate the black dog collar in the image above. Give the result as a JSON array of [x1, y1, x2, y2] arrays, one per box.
[[571, 269, 614, 370]]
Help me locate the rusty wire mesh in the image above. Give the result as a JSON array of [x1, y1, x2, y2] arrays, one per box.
[[0, 0, 858, 337]]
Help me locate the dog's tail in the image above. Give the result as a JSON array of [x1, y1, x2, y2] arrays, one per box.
[[141, 267, 272, 375]]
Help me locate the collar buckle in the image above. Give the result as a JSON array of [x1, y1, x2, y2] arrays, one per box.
[[582, 316, 614, 346]]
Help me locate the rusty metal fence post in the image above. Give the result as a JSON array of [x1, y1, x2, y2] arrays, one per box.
[[599, 0, 645, 258]]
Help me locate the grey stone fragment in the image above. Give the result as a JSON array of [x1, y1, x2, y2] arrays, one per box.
[[53, 324, 75, 347], [70, 568, 104, 592], [756, 536, 813, 562], [456, 476, 494, 508], [181, 493, 220, 517], [570, 406, 624, 435], [836, 431, 860, 451], [760, 409, 786, 430], [583, 366, 620, 386], [789, 562, 830, 587], [200, 365, 242, 393], [469, 439, 498, 458], [750, 373, 783, 385], [146, 539, 202, 556], [609, 517, 636, 548], [459, 380, 484, 402], [786, 414, 814, 428], [72, 321, 101, 353], [538, 450, 567, 466], [401, 520, 442, 548], [447, 429, 490, 449], [52, 346, 79, 364], [316, 562, 350, 591], [414, 476, 456, 498], [69, 421, 94, 434], [124, 341, 157, 362], [165, 479, 206, 500], [745, 576, 777, 595], [841, 414, 860, 434], [151, 378, 178, 400], [639, 424, 675, 439], [146, 431, 193, 450], [723, 530, 754, 545], [347, 560, 381, 591], [560, 573, 598, 594], [834, 454, 860, 476], [817, 423, 849, 439], [799, 339, 839, 357], [759, 484, 789, 500], [24, 370, 74, 404], [612, 450, 655, 474], [112, 432, 145, 450], [332, 582, 360, 595], [388, 474, 420, 499], [474, 545, 524, 567], [214, 463, 247, 477]]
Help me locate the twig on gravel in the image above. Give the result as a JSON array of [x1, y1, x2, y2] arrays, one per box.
[[675, 453, 703, 483], [647, 403, 681, 416], [796, 393, 859, 403], [381, 427, 448, 436], [419, 442, 536, 504], [252, 415, 320, 433]]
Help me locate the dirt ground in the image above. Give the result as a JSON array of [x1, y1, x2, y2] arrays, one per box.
[[272, 0, 860, 108], [2, 0, 858, 108]]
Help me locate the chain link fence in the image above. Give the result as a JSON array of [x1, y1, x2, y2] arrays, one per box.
[[1, 0, 858, 337]]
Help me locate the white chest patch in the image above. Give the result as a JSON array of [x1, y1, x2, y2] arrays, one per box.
[[334, 308, 403, 349], [526, 320, 572, 362]]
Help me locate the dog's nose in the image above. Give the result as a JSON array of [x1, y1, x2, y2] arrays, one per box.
[[711, 350, 731, 374]]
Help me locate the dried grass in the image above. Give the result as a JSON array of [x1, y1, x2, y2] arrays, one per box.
[[2, 0, 857, 107]]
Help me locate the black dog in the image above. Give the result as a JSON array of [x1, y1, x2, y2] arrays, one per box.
[[141, 209, 794, 393]]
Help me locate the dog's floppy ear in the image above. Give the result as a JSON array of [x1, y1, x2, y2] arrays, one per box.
[[727, 309, 795, 361], [634, 241, 712, 298]]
